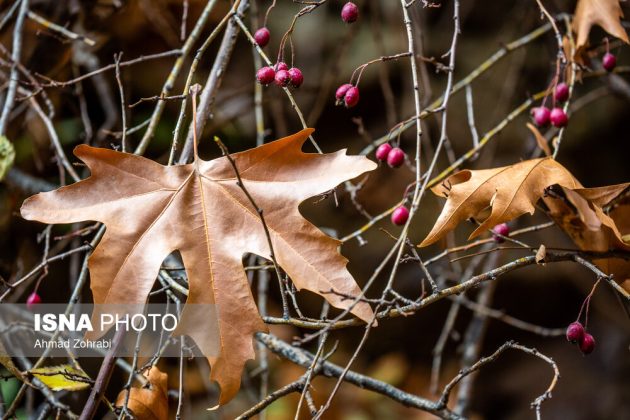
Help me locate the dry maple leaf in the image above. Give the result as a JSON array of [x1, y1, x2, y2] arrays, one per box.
[[572, 0, 629, 50], [419, 158, 579, 247], [20, 128, 376, 405], [115, 367, 168, 420]]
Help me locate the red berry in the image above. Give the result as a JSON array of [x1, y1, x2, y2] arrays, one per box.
[[344, 86, 360, 108], [335, 83, 353, 104], [288, 67, 303, 88], [256, 66, 275, 85], [603, 52, 616, 71], [532, 106, 551, 127], [492, 223, 510, 243], [387, 147, 405, 168], [579, 333, 595, 355], [254, 27, 270, 47], [375, 143, 392, 161], [550, 107, 568, 127], [566, 321, 585, 343], [341, 2, 359, 23], [391, 206, 410, 226], [554, 83, 569, 102], [275, 62, 289, 72], [274, 69, 291, 87], [27, 292, 42, 308]]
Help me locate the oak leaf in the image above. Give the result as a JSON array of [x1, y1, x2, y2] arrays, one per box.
[[115, 367, 168, 420], [572, 0, 629, 50], [419, 158, 579, 247], [20, 128, 375, 405]]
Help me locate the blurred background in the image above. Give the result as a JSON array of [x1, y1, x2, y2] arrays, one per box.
[[1, 0, 629, 418]]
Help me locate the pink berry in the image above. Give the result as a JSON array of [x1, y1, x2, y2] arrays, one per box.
[[274, 69, 291, 87], [550, 107, 568, 127], [256, 66, 275, 85], [288, 67, 303, 88], [387, 147, 405, 168], [27, 292, 42, 308], [254, 27, 270, 47], [335, 83, 353, 103], [391, 206, 410, 226], [344, 86, 360, 108], [341, 2, 359, 23], [579, 333, 595, 355], [375, 143, 392, 161], [532, 106, 551, 127], [603, 52, 616, 72], [275, 62, 289, 72], [566, 321, 585, 343], [554, 83, 569, 102], [492, 223, 510, 243]]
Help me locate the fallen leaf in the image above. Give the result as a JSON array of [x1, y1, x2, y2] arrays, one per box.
[[20, 128, 376, 405], [572, 0, 629, 50], [29, 364, 92, 391], [419, 158, 579, 247], [116, 367, 168, 420]]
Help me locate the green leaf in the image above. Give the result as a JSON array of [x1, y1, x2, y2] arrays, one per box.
[[0, 135, 15, 181]]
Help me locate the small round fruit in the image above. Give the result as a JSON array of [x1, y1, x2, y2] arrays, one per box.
[[341, 2, 359, 23], [387, 147, 405, 168], [256, 66, 275, 85], [274, 69, 291, 87], [335, 83, 353, 103], [492, 223, 510, 243], [254, 27, 271, 47], [288, 67, 303, 88], [27, 292, 42, 308], [566, 321, 585, 343], [391, 206, 410, 226], [532, 106, 551, 127], [275, 61, 289, 71], [344, 86, 360, 108], [375, 143, 393, 161], [579, 333, 595, 355], [554, 83, 569, 102], [550, 107, 568, 127], [603, 52, 616, 72]]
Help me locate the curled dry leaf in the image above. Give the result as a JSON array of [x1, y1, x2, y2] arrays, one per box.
[[572, 0, 629, 50], [526, 123, 551, 157], [419, 158, 579, 247], [20, 128, 376, 405], [116, 367, 168, 420], [543, 183, 630, 292]]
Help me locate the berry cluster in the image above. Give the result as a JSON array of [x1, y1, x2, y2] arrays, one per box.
[[532, 82, 569, 128], [336, 84, 360, 108], [257, 62, 304, 88], [566, 321, 595, 355]]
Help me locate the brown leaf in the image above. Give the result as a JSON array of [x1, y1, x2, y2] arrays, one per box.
[[526, 123, 551, 157], [543, 185, 630, 292], [419, 158, 579, 247], [572, 0, 629, 50], [20, 128, 376, 405], [116, 367, 168, 420]]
